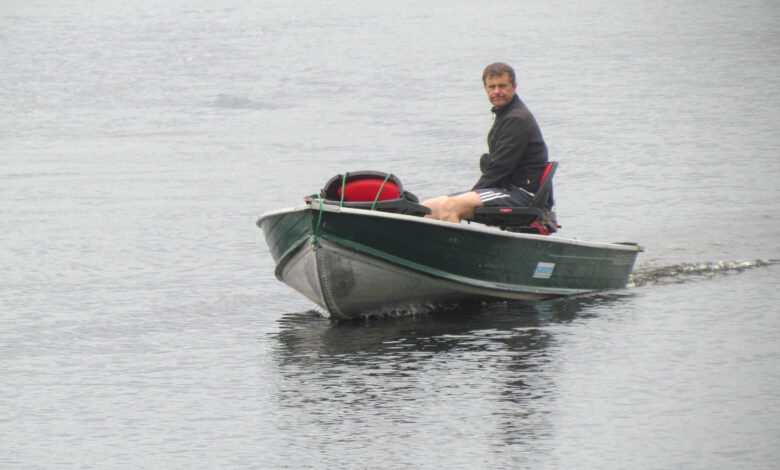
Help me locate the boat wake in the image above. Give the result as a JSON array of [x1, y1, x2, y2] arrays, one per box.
[[629, 259, 778, 287]]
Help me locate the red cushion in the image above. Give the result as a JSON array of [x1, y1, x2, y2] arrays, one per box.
[[337, 178, 400, 201]]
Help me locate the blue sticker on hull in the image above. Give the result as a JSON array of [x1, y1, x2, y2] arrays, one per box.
[[533, 262, 555, 279]]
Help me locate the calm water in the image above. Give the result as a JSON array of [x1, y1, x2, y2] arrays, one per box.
[[2, 1, 779, 468]]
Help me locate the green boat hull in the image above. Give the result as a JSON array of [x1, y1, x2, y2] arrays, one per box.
[[257, 205, 642, 319]]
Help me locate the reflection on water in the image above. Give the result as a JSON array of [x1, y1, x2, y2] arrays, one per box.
[[272, 293, 633, 360], [274, 299, 568, 359], [267, 294, 633, 462]]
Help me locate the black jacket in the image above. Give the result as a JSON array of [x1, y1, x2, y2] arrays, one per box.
[[471, 94, 548, 193]]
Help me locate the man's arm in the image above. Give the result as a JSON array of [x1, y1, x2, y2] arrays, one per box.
[[472, 116, 532, 190]]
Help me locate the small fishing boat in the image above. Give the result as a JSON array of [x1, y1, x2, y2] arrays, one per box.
[[257, 165, 643, 319]]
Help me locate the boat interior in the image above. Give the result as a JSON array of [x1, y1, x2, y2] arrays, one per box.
[[304, 163, 560, 235]]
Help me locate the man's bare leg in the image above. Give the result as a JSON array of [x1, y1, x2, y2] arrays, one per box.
[[437, 192, 483, 223], [421, 196, 448, 220]]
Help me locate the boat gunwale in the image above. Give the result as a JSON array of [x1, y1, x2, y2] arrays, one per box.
[[257, 204, 644, 253]]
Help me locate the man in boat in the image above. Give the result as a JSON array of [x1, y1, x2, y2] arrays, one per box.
[[422, 62, 549, 223]]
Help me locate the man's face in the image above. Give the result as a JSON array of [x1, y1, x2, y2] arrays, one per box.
[[484, 73, 517, 109]]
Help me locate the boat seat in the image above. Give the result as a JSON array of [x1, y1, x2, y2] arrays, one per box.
[[469, 161, 559, 235], [307, 171, 432, 217]]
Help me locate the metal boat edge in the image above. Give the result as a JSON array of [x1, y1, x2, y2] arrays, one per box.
[[257, 204, 644, 253]]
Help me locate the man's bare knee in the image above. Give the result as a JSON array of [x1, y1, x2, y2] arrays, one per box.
[[422, 196, 446, 219], [439, 192, 482, 222]]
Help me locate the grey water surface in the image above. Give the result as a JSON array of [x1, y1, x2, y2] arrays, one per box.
[[2, 1, 779, 469]]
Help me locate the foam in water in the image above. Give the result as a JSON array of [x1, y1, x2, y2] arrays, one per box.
[[629, 259, 777, 287]]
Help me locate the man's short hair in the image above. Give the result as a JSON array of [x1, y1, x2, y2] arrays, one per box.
[[482, 62, 516, 85]]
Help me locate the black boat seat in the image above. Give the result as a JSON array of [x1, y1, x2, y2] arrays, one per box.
[[469, 161, 559, 235], [306, 171, 431, 217]]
